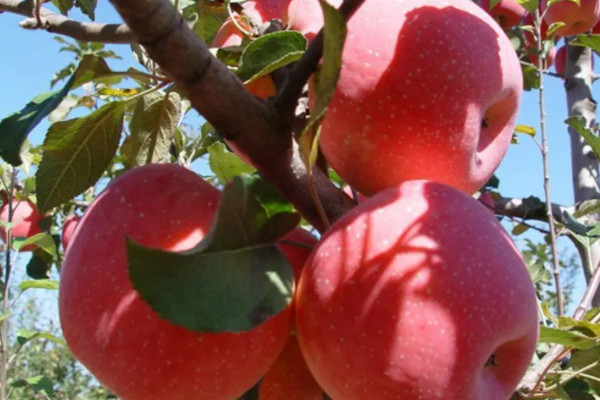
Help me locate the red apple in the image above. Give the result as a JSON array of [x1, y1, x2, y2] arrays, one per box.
[[59, 164, 294, 400], [260, 336, 322, 400], [260, 228, 322, 400], [61, 214, 81, 251], [242, 0, 343, 42], [478, 0, 527, 28], [296, 180, 539, 400], [593, 20, 600, 33], [555, 45, 567, 77], [0, 199, 43, 252], [310, 0, 523, 196], [542, 0, 600, 37]]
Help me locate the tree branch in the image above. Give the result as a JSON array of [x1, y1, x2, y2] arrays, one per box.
[[494, 195, 572, 225], [0, 0, 135, 43], [108, 0, 355, 232], [275, 0, 365, 118], [515, 258, 600, 397]]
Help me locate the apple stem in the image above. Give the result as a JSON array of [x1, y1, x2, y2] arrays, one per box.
[[0, 168, 16, 400], [534, 8, 564, 317]]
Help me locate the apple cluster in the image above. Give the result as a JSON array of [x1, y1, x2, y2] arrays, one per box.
[[478, 0, 600, 77], [54, 0, 544, 400]]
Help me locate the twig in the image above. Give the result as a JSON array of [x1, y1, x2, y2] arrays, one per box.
[[533, 9, 564, 316], [517, 258, 600, 395], [0, 0, 135, 43], [274, 0, 365, 119], [0, 169, 16, 400]]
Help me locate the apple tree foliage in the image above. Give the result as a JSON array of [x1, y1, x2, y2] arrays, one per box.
[[1, 0, 600, 399]]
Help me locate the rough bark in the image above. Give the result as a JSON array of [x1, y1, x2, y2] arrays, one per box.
[[107, 0, 357, 233], [0, 0, 134, 43], [565, 41, 600, 305]]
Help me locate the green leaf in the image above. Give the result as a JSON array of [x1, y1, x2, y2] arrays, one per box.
[[11, 375, 55, 397], [0, 74, 76, 166], [527, 261, 552, 285], [128, 91, 182, 167], [237, 31, 307, 83], [515, 124, 537, 137], [127, 175, 299, 333], [183, 2, 229, 44], [575, 200, 600, 218], [563, 212, 600, 248], [570, 347, 600, 394], [566, 116, 600, 161], [52, 0, 74, 15], [546, 21, 567, 37], [13, 233, 56, 255], [539, 326, 598, 349], [512, 223, 530, 236], [558, 316, 600, 337], [522, 64, 540, 91], [72, 54, 121, 89], [74, 0, 97, 20], [16, 329, 65, 347], [19, 279, 59, 292], [571, 34, 600, 53], [26, 247, 55, 279], [516, 0, 539, 13], [299, 1, 346, 163], [208, 142, 256, 185], [36, 101, 125, 213]]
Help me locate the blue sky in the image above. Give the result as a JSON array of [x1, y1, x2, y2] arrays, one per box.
[[0, 4, 593, 308]]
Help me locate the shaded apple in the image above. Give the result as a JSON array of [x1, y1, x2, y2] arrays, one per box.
[[61, 214, 81, 251], [478, 0, 527, 29], [0, 199, 43, 252], [59, 164, 293, 400], [296, 180, 539, 400]]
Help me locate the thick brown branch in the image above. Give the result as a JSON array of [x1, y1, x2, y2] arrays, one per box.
[[494, 195, 572, 225], [0, 0, 134, 43], [108, 0, 355, 232]]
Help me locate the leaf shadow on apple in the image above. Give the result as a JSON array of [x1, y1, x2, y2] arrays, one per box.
[[296, 180, 539, 400]]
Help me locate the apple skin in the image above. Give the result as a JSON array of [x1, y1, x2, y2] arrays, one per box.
[[296, 180, 539, 400], [59, 164, 294, 400], [312, 0, 523, 196], [542, 0, 600, 37], [243, 0, 343, 42], [478, 0, 527, 28], [260, 228, 322, 400], [0, 199, 43, 252], [61, 215, 81, 251], [260, 336, 323, 400]]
